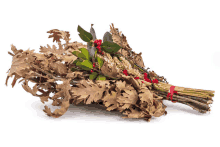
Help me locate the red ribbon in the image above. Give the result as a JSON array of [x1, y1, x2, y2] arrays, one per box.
[[167, 86, 178, 103]]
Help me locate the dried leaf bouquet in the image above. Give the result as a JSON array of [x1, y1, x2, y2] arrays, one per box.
[[5, 23, 215, 121]]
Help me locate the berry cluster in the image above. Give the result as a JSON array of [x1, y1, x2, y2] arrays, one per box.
[[144, 73, 158, 83], [122, 70, 159, 84], [144, 73, 151, 83], [94, 39, 104, 55]]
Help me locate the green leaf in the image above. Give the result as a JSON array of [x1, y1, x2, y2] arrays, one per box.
[[101, 41, 121, 54], [72, 59, 81, 64], [77, 25, 93, 42], [95, 49, 97, 57], [96, 56, 103, 69], [79, 48, 90, 60], [76, 60, 93, 71], [96, 75, 106, 81], [71, 67, 78, 72], [72, 51, 87, 60], [89, 72, 98, 80]]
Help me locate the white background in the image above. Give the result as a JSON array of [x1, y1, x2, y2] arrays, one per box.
[[1, 0, 220, 147]]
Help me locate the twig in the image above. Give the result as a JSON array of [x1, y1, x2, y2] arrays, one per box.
[[155, 91, 211, 113]]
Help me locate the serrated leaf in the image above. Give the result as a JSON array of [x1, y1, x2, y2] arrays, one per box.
[[89, 72, 98, 80], [77, 25, 93, 42], [90, 24, 97, 41], [101, 41, 121, 54], [79, 48, 90, 60], [96, 75, 106, 81], [103, 32, 113, 42], [76, 60, 93, 70]]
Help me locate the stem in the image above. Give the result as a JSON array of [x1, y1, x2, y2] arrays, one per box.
[[153, 90, 211, 113], [115, 52, 168, 84]]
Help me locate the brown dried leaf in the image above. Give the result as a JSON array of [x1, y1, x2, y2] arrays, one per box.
[[138, 86, 154, 106], [121, 75, 142, 90], [134, 52, 145, 68], [115, 80, 126, 92], [101, 61, 118, 78], [22, 79, 38, 96], [66, 71, 83, 79], [49, 61, 67, 75], [60, 31, 71, 44], [40, 96, 50, 104], [123, 107, 145, 118], [71, 80, 108, 105], [117, 84, 138, 105], [6, 49, 35, 86], [39, 44, 65, 55], [110, 23, 131, 50], [102, 91, 118, 111], [47, 29, 63, 43], [43, 79, 72, 118]]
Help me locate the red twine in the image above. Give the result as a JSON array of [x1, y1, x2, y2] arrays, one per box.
[[166, 86, 178, 103]]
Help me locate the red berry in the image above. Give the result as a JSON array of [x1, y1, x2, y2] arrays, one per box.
[[97, 46, 101, 49], [123, 70, 128, 76], [145, 78, 151, 83], [102, 52, 104, 55], [91, 70, 93, 73], [152, 79, 158, 83]]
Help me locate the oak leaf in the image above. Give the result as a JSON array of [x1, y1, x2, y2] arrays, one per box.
[[71, 80, 108, 105], [102, 91, 118, 111]]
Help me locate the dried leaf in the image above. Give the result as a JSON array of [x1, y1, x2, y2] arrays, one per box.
[[123, 107, 145, 118], [138, 87, 154, 106], [71, 80, 108, 105], [47, 29, 62, 42], [103, 91, 118, 111], [117, 85, 138, 105], [49, 61, 67, 75], [134, 52, 145, 68]]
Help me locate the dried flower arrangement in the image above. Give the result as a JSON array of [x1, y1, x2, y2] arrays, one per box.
[[5, 23, 215, 121]]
